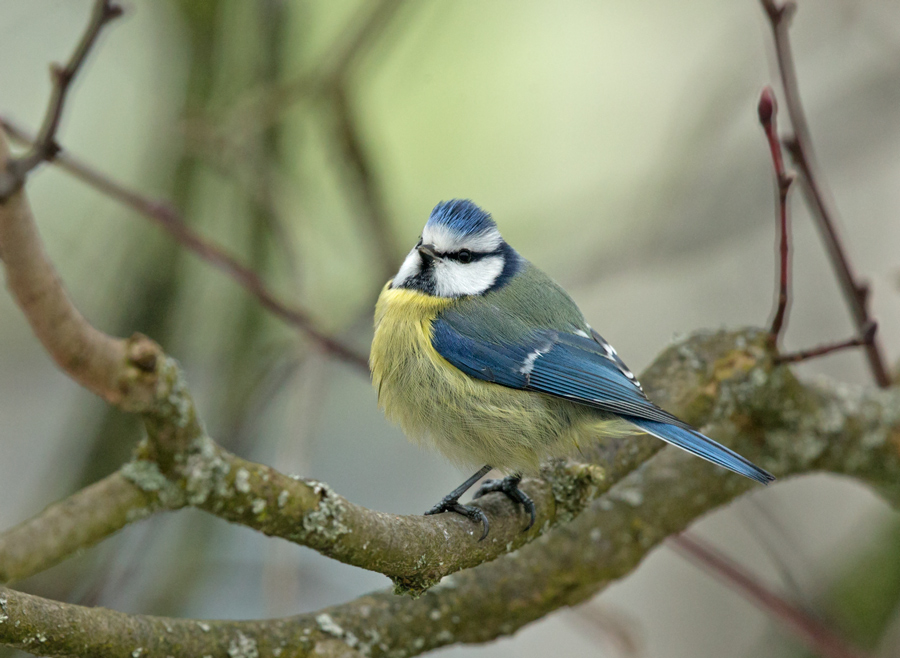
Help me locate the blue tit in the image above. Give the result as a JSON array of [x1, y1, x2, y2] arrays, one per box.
[[370, 199, 774, 539]]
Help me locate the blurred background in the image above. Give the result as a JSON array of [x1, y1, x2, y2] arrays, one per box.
[[1, 1, 900, 656]]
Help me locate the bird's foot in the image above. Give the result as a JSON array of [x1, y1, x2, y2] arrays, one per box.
[[472, 475, 536, 531], [425, 495, 490, 541]]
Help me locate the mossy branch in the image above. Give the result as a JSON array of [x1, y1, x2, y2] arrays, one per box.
[[2, 331, 899, 656]]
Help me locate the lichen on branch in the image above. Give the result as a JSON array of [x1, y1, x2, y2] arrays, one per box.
[[2, 329, 899, 656]]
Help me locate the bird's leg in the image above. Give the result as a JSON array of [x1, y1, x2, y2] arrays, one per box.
[[425, 464, 492, 540], [473, 474, 536, 531]]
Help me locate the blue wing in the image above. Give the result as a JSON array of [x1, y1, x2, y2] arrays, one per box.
[[432, 317, 774, 485]]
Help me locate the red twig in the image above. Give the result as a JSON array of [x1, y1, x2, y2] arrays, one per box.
[[670, 533, 871, 658], [776, 321, 878, 365], [760, 0, 891, 387], [0, 0, 122, 200], [0, 117, 368, 372], [758, 87, 795, 342]]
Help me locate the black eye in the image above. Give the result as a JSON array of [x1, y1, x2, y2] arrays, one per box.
[[457, 249, 473, 264]]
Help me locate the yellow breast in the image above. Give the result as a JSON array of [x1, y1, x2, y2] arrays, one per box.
[[369, 283, 596, 473], [370, 284, 457, 414]]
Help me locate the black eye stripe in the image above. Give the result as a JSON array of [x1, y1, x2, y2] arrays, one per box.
[[439, 249, 491, 262]]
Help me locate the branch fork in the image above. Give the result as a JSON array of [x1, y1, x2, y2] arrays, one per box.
[[0, 0, 122, 200], [760, 0, 891, 385]]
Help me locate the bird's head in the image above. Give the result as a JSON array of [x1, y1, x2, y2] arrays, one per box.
[[390, 199, 520, 297]]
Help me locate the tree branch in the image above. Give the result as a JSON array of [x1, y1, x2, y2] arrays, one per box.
[[0, 470, 181, 585], [3, 337, 899, 656], [0, 0, 122, 200], [1, 0, 405, 363], [759, 0, 891, 387], [758, 86, 795, 342], [776, 321, 878, 365], [0, 130, 164, 409]]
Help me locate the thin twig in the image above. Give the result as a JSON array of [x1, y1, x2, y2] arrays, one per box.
[[760, 0, 891, 387], [0, 0, 122, 200], [758, 86, 795, 341], [670, 533, 871, 658], [0, 118, 368, 371], [776, 321, 878, 365]]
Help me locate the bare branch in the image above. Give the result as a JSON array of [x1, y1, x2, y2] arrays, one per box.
[[775, 321, 878, 365], [759, 0, 891, 387], [0, 132, 164, 409], [5, 324, 900, 603], [0, 0, 122, 200], [758, 86, 795, 342], [0, 122, 368, 371], [670, 533, 870, 658]]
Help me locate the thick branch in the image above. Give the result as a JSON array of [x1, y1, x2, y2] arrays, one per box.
[[2, 299, 733, 595], [2, 334, 899, 656], [0, 132, 164, 409]]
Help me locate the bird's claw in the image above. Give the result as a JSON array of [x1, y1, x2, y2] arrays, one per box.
[[425, 497, 490, 541], [472, 475, 536, 531]]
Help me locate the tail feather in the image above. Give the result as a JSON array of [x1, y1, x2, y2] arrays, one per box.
[[626, 417, 775, 485]]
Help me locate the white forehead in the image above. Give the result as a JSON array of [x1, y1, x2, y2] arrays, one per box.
[[422, 223, 502, 253]]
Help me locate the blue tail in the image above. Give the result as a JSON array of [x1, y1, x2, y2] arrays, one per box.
[[626, 418, 775, 485]]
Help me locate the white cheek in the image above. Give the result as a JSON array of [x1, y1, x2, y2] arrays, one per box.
[[391, 249, 421, 288], [434, 256, 504, 297]]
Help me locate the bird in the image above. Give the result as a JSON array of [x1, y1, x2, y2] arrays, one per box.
[[370, 199, 774, 539]]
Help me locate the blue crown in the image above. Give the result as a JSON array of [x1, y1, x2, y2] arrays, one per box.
[[427, 199, 496, 236]]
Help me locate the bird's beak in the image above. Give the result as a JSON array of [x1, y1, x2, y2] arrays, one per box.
[[417, 243, 439, 262]]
